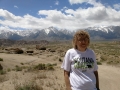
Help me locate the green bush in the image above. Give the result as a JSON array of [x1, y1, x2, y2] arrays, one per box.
[[0, 70, 6, 75], [97, 61, 102, 65], [47, 66, 54, 70]]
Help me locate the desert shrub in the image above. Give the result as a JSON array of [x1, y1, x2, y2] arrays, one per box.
[[15, 82, 43, 90], [97, 61, 102, 65], [114, 61, 120, 64], [39, 47, 46, 50], [100, 55, 107, 62], [46, 63, 52, 67], [49, 49, 56, 52], [20, 63, 24, 65], [7, 68, 11, 72], [0, 58, 3, 61], [59, 58, 62, 62], [34, 63, 55, 71], [52, 63, 57, 66], [15, 65, 22, 71], [26, 50, 34, 53], [26, 66, 34, 72], [15, 48, 24, 54], [46, 63, 55, 70], [107, 60, 120, 65], [116, 61, 120, 63], [47, 66, 54, 70], [34, 64, 46, 70], [107, 60, 113, 64], [0, 70, 6, 75]]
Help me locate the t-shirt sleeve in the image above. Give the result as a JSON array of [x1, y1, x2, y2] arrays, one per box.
[[92, 50, 98, 71], [61, 50, 71, 72]]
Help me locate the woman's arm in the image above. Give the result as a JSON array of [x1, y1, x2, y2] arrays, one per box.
[[94, 71, 100, 90], [64, 70, 72, 90]]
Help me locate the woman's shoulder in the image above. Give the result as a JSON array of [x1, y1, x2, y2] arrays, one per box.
[[68, 48, 76, 51], [66, 48, 76, 53], [87, 48, 95, 53]]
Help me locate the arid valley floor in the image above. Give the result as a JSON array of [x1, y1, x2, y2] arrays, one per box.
[[0, 41, 120, 90]]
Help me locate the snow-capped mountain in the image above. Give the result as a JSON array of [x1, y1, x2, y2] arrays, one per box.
[[87, 26, 114, 33], [85, 26, 120, 40], [0, 26, 74, 41], [0, 26, 120, 41]]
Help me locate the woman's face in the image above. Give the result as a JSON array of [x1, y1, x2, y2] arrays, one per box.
[[76, 37, 89, 51]]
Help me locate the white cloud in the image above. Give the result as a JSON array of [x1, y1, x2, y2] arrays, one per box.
[[69, 0, 88, 4], [0, 9, 21, 21], [14, 5, 18, 8], [37, 6, 120, 30], [55, 1, 59, 5], [69, 0, 103, 7], [113, 3, 120, 10], [0, 0, 120, 31], [0, 9, 47, 30]]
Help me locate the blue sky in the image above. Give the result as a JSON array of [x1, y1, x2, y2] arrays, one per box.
[[0, 0, 120, 31]]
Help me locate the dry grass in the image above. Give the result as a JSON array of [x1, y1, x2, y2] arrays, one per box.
[[0, 40, 120, 90], [89, 41, 120, 66]]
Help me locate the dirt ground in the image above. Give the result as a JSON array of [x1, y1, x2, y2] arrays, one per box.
[[0, 53, 120, 90]]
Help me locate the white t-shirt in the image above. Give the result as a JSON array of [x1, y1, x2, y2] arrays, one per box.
[[61, 48, 98, 90]]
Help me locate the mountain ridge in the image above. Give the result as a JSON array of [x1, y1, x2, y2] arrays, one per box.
[[0, 26, 120, 41]]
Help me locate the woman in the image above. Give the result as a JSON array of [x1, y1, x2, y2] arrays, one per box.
[[61, 30, 100, 90]]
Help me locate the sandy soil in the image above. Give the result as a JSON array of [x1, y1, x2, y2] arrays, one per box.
[[0, 53, 120, 90], [99, 64, 120, 90]]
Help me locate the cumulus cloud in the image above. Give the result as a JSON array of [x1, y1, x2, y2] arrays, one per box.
[[38, 6, 120, 30], [113, 3, 120, 10], [0, 9, 20, 21], [0, 9, 47, 30], [0, 0, 120, 31], [69, 0, 102, 6]]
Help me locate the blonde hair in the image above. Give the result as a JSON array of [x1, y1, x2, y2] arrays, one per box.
[[72, 30, 90, 49]]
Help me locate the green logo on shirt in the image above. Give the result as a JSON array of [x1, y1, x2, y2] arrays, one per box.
[[74, 57, 94, 71]]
